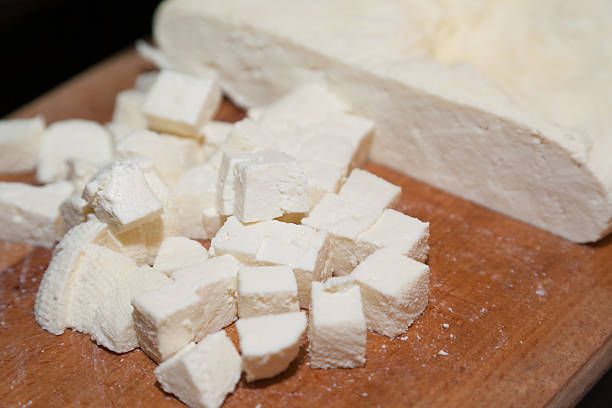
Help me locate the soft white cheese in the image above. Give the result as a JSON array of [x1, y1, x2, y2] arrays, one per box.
[[58, 195, 92, 236], [236, 311, 306, 382], [36, 119, 112, 183], [142, 69, 221, 138], [308, 278, 367, 369], [216, 151, 255, 216], [154, 331, 241, 408], [112, 89, 148, 130], [153, 236, 209, 277], [233, 150, 309, 223], [237, 265, 299, 318], [0, 116, 45, 173], [351, 248, 429, 338], [0, 181, 73, 248], [199, 121, 233, 160], [339, 169, 401, 209], [65, 158, 99, 193]]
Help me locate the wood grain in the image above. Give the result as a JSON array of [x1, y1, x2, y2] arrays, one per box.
[[1, 51, 610, 408]]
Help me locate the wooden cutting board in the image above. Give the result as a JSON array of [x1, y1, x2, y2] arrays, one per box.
[[1, 50, 610, 408]]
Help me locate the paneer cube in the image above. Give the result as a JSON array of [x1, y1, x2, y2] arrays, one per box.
[[237, 266, 299, 318], [339, 168, 401, 209], [153, 236, 209, 277]]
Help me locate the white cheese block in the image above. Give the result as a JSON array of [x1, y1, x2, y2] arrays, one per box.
[[115, 129, 200, 186], [112, 89, 148, 130], [171, 164, 219, 239], [155, 0, 612, 243], [89, 266, 171, 353], [211, 217, 330, 306], [358, 209, 429, 263], [236, 311, 306, 382], [83, 160, 163, 233], [132, 283, 204, 363], [58, 195, 92, 236], [136, 40, 177, 71], [172, 256, 240, 340], [34, 218, 110, 334], [201, 206, 224, 240], [36, 119, 112, 184], [216, 151, 258, 216], [0, 116, 45, 173], [352, 248, 429, 338], [134, 70, 159, 93], [233, 150, 309, 223], [199, 121, 233, 160], [154, 331, 241, 408], [308, 278, 367, 369], [154, 236, 209, 277], [298, 159, 346, 208], [302, 193, 382, 276], [340, 169, 401, 209], [65, 158, 99, 193], [237, 265, 299, 318], [0, 181, 73, 248], [142, 69, 221, 138]]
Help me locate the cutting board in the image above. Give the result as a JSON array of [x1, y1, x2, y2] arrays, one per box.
[[1, 50, 610, 408]]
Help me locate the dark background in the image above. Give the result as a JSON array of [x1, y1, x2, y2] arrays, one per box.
[[0, 1, 609, 406]]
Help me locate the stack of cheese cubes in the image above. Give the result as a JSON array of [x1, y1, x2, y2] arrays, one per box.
[[1, 49, 431, 408]]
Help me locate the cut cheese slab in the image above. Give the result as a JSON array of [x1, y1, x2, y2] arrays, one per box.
[[154, 331, 241, 408], [36, 119, 112, 183], [352, 248, 429, 338], [0, 116, 45, 173], [236, 311, 307, 382], [155, 0, 612, 243], [154, 236, 209, 277], [0, 181, 73, 248]]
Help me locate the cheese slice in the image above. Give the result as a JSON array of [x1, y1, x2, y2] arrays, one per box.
[[0, 116, 45, 173], [155, 0, 612, 243]]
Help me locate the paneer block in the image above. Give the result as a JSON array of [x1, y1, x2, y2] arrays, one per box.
[[199, 121, 233, 160], [351, 248, 429, 338], [299, 159, 346, 208], [172, 256, 240, 340], [220, 118, 276, 154], [0, 181, 73, 248], [105, 122, 135, 149], [83, 160, 163, 233], [340, 168, 401, 209], [236, 311, 307, 382], [58, 195, 92, 236], [216, 151, 256, 216], [115, 129, 200, 186], [308, 278, 367, 369], [302, 193, 382, 276], [132, 283, 204, 363], [171, 165, 219, 239], [153, 236, 209, 277], [134, 70, 158, 93], [359, 209, 430, 263], [237, 266, 299, 318], [36, 119, 113, 183], [233, 151, 309, 223], [0, 116, 45, 173], [142, 69, 221, 138], [154, 331, 241, 408], [65, 158, 99, 193], [211, 217, 330, 307], [112, 89, 148, 130], [202, 206, 224, 239]]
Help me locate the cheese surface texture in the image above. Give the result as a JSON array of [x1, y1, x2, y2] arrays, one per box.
[[0, 116, 45, 173], [155, 0, 612, 242]]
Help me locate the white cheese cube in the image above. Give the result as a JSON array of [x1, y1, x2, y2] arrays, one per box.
[[36, 119, 113, 183], [302, 193, 382, 276], [171, 164, 219, 239], [340, 169, 401, 209], [134, 71, 158, 93], [83, 160, 163, 233], [136, 40, 176, 70], [34, 218, 110, 334], [0, 181, 73, 248], [202, 206, 224, 239], [0, 116, 45, 173], [142, 69, 221, 138], [154, 331, 241, 408], [216, 151, 255, 216], [299, 159, 346, 208], [65, 158, 99, 193], [105, 122, 135, 149], [359, 209, 430, 263], [237, 266, 299, 318], [233, 151, 309, 223], [112, 89, 147, 130], [153, 237, 209, 277], [199, 121, 233, 160], [115, 129, 200, 186], [89, 265, 171, 353], [236, 311, 307, 382], [254, 221, 330, 308], [58, 195, 92, 236], [132, 283, 204, 363], [308, 279, 367, 369], [209, 216, 267, 264], [172, 258, 239, 341], [249, 83, 348, 127], [220, 118, 276, 154], [351, 248, 429, 338]]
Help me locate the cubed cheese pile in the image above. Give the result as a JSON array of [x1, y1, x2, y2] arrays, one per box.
[[0, 59, 431, 408]]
